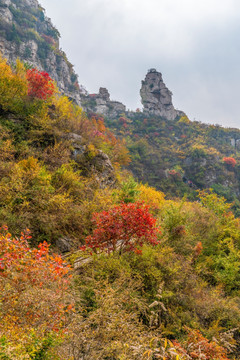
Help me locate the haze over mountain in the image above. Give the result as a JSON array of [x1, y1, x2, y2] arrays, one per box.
[[40, 0, 240, 128]]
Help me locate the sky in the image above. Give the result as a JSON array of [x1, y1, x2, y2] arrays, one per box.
[[39, 0, 240, 128]]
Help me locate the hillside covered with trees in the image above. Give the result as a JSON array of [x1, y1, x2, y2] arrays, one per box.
[[104, 111, 240, 215], [0, 54, 240, 359]]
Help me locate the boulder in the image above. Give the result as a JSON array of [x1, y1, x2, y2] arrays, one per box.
[[75, 148, 115, 188], [83, 87, 126, 117], [56, 237, 72, 253]]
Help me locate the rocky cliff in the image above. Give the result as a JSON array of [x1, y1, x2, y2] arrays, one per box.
[[140, 68, 185, 120], [0, 0, 127, 117], [82, 87, 126, 118], [0, 0, 187, 120], [0, 0, 84, 104]]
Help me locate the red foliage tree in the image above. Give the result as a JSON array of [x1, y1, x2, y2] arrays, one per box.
[[26, 68, 55, 100], [0, 226, 73, 340], [168, 169, 181, 179], [223, 157, 236, 168], [84, 202, 160, 254]]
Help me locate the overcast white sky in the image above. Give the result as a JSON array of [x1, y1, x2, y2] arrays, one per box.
[[40, 0, 240, 128]]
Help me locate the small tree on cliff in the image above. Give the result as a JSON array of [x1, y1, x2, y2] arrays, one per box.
[[26, 68, 55, 100]]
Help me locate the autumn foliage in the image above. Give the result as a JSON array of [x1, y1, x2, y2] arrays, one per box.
[[1, 55, 240, 359], [26, 68, 55, 99], [84, 202, 160, 254], [223, 156, 236, 168], [0, 55, 27, 112], [0, 226, 73, 355], [173, 329, 230, 360]]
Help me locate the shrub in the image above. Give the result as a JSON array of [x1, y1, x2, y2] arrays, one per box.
[[137, 183, 165, 212], [173, 328, 231, 360], [223, 157, 236, 168], [26, 68, 55, 100], [0, 226, 73, 357], [0, 55, 27, 112], [84, 202, 160, 254]]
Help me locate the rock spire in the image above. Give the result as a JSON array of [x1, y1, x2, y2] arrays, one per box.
[[140, 68, 184, 120]]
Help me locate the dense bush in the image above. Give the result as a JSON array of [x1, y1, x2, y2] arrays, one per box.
[[0, 226, 73, 358], [84, 202, 160, 254], [0, 56, 27, 112], [223, 156, 237, 168]]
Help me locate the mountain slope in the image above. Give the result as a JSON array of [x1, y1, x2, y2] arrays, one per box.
[[103, 73, 240, 212], [108, 116, 240, 215], [1, 3, 240, 359]]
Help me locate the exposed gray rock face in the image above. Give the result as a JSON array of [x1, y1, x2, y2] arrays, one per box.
[[0, 2, 12, 22], [99, 87, 110, 101], [56, 237, 72, 253], [61, 132, 115, 187], [140, 68, 185, 120], [0, 0, 82, 104], [236, 139, 240, 150], [74, 147, 115, 188], [74, 256, 93, 272], [230, 138, 240, 150], [91, 150, 115, 185], [109, 101, 126, 116], [64, 132, 85, 159], [82, 87, 126, 118]]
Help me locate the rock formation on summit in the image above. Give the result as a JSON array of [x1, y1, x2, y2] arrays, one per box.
[[82, 87, 126, 117], [140, 69, 185, 120]]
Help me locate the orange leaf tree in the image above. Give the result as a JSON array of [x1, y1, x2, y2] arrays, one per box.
[[0, 226, 73, 356], [223, 157, 236, 168], [84, 202, 160, 254]]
